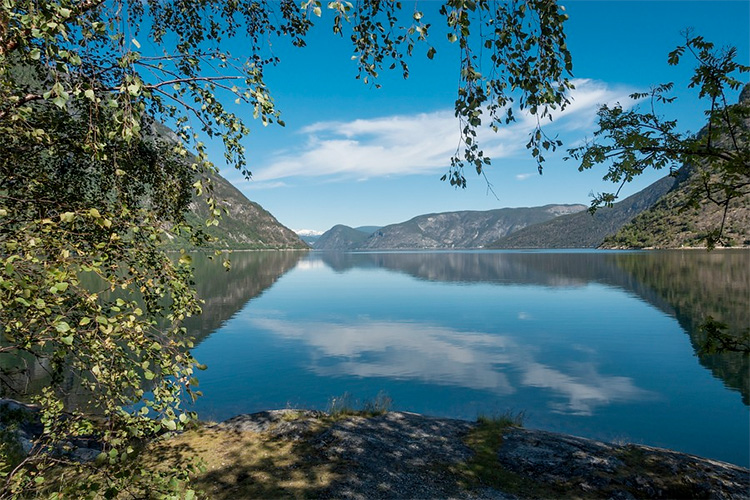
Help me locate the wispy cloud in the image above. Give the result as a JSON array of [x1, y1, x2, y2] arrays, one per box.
[[515, 173, 535, 181], [249, 79, 634, 186]]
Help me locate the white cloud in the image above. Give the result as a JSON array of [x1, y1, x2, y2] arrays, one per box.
[[515, 173, 534, 181], [249, 79, 634, 185]]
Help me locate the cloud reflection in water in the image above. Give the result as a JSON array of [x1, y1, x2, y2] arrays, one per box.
[[251, 317, 649, 416]]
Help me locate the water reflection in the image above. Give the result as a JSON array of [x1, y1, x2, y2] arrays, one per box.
[[184, 251, 306, 345], [312, 250, 749, 403], [188, 249, 748, 465], [251, 317, 649, 416]]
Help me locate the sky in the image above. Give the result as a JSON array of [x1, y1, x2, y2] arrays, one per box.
[[199, 1, 750, 234]]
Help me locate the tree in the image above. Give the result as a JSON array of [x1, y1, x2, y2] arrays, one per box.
[[567, 30, 749, 249], [0, 0, 573, 496]]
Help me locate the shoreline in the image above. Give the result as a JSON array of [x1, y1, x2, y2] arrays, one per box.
[[3, 400, 748, 498], [171, 409, 750, 499]]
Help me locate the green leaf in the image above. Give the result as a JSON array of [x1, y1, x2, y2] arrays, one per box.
[[52, 95, 67, 109], [55, 321, 71, 333]]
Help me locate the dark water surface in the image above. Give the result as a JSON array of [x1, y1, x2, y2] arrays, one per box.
[[184, 250, 749, 467]]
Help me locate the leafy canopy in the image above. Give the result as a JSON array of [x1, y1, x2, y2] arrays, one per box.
[[567, 30, 750, 248], [0, 0, 573, 497]]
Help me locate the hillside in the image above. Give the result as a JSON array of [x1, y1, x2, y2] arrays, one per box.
[[314, 224, 371, 250], [602, 85, 750, 249], [315, 205, 584, 250], [180, 171, 308, 250], [602, 169, 750, 249], [150, 123, 307, 250], [489, 175, 676, 248]]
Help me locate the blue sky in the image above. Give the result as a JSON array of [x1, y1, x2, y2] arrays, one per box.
[[203, 1, 750, 233]]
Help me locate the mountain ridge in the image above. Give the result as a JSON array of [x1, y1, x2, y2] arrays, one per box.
[[489, 175, 677, 249], [314, 204, 586, 250]]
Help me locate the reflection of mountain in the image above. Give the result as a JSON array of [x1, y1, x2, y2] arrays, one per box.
[[0, 251, 305, 406], [610, 251, 750, 404], [314, 251, 749, 404], [183, 251, 306, 345]]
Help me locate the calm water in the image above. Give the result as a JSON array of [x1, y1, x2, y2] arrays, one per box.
[[184, 250, 749, 467]]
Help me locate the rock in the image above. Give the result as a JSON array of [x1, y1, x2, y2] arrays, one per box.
[[213, 409, 326, 441], [213, 410, 750, 499], [0, 398, 103, 463]]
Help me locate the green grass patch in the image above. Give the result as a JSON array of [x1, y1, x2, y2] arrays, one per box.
[[142, 419, 336, 499], [454, 412, 567, 498]]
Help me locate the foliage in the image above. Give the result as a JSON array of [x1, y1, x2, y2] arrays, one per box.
[[567, 31, 750, 248], [698, 317, 750, 355], [0, 0, 574, 496]]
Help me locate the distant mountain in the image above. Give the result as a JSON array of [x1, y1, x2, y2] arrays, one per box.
[[315, 205, 585, 250], [314, 224, 372, 250], [296, 229, 325, 246], [359, 205, 585, 250], [489, 175, 676, 249]]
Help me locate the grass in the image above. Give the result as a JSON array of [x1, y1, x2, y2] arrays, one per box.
[[327, 391, 392, 419], [141, 395, 393, 499], [454, 411, 568, 499], [142, 416, 336, 499]]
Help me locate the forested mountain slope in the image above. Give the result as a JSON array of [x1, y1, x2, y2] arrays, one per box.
[[181, 170, 309, 250], [152, 124, 307, 250], [602, 86, 750, 249]]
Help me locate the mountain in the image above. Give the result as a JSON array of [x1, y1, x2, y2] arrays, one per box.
[[602, 173, 750, 248], [150, 123, 307, 250], [602, 85, 750, 249], [296, 229, 325, 246], [181, 170, 309, 250], [315, 205, 585, 250], [354, 226, 382, 234], [313, 224, 372, 250], [489, 175, 676, 249]]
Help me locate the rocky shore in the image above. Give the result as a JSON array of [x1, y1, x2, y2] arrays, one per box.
[[3, 400, 748, 498], [208, 409, 749, 499]]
